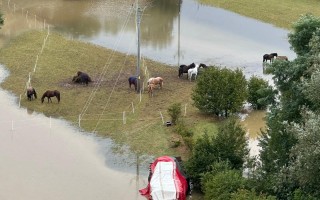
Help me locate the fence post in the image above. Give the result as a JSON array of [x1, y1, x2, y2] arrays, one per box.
[[19, 94, 21, 108], [142, 82, 144, 93], [184, 104, 187, 116], [78, 114, 81, 128], [123, 111, 126, 124], [160, 111, 164, 125], [132, 102, 134, 114]]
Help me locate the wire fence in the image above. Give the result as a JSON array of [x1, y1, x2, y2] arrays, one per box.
[[2, 0, 191, 132]]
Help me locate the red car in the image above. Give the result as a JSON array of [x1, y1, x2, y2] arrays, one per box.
[[139, 156, 192, 200]]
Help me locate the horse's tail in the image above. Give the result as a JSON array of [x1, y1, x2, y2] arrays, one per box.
[[33, 89, 37, 99], [55, 91, 61, 103], [41, 93, 46, 103]]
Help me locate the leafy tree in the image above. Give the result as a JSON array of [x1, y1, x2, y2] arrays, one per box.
[[247, 76, 275, 110], [167, 102, 182, 125], [231, 189, 276, 200], [0, 12, 3, 29], [203, 169, 246, 200], [288, 14, 320, 56], [214, 117, 249, 169], [192, 66, 247, 117], [185, 118, 248, 188], [257, 14, 320, 198], [286, 111, 320, 198]]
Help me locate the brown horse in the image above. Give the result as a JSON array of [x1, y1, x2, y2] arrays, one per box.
[[276, 56, 288, 61], [26, 87, 37, 101], [41, 90, 60, 103], [148, 83, 156, 97], [147, 77, 163, 89], [72, 71, 92, 85]]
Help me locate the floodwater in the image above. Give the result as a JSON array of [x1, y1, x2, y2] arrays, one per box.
[[0, 0, 296, 198]]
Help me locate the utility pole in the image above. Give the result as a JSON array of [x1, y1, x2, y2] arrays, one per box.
[[136, 3, 142, 93], [178, 0, 181, 68]]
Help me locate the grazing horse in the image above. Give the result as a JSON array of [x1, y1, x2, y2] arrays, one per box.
[[26, 87, 37, 101], [72, 71, 92, 85], [128, 76, 138, 91], [178, 63, 196, 78], [276, 56, 288, 61], [147, 77, 163, 89], [197, 63, 209, 75], [41, 90, 60, 103], [148, 83, 156, 97], [263, 53, 278, 63], [188, 64, 205, 81]]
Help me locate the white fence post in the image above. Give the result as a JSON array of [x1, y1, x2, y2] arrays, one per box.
[[78, 114, 81, 128], [184, 104, 187, 116], [19, 94, 21, 107], [132, 102, 134, 114], [123, 111, 126, 124], [160, 111, 164, 125]]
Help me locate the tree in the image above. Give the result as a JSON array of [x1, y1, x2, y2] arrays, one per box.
[[288, 14, 320, 56], [247, 76, 275, 110], [0, 12, 4, 29], [257, 14, 320, 198], [231, 189, 276, 200], [192, 66, 247, 117], [286, 111, 320, 198], [214, 117, 249, 169], [203, 169, 246, 200], [185, 117, 248, 188], [167, 102, 182, 125]]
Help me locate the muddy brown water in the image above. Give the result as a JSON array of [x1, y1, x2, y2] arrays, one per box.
[[0, 0, 295, 198]]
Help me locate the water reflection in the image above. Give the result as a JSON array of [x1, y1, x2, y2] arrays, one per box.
[[1, 0, 295, 78]]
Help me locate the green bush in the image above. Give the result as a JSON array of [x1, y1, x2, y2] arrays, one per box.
[[248, 76, 269, 110], [167, 103, 182, 124]]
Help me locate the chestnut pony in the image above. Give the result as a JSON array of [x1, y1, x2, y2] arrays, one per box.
[[41, 90, 60, 103], [147, 77, 163, 89]]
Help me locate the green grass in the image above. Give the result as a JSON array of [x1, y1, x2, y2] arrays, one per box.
[[199, 0, 320, 29], [0, 30, 218, 159]]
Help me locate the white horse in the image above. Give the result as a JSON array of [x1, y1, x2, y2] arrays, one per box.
[[188, 64, 200, 81]]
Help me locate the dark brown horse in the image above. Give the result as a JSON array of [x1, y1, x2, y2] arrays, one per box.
[[128, 76, 138, 91], [263, 53, 278, 63], [178, 63, 196, 78], [41, 90, 60, 103], [26, 87, 37, 101], [72, 71, 92, 85]]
